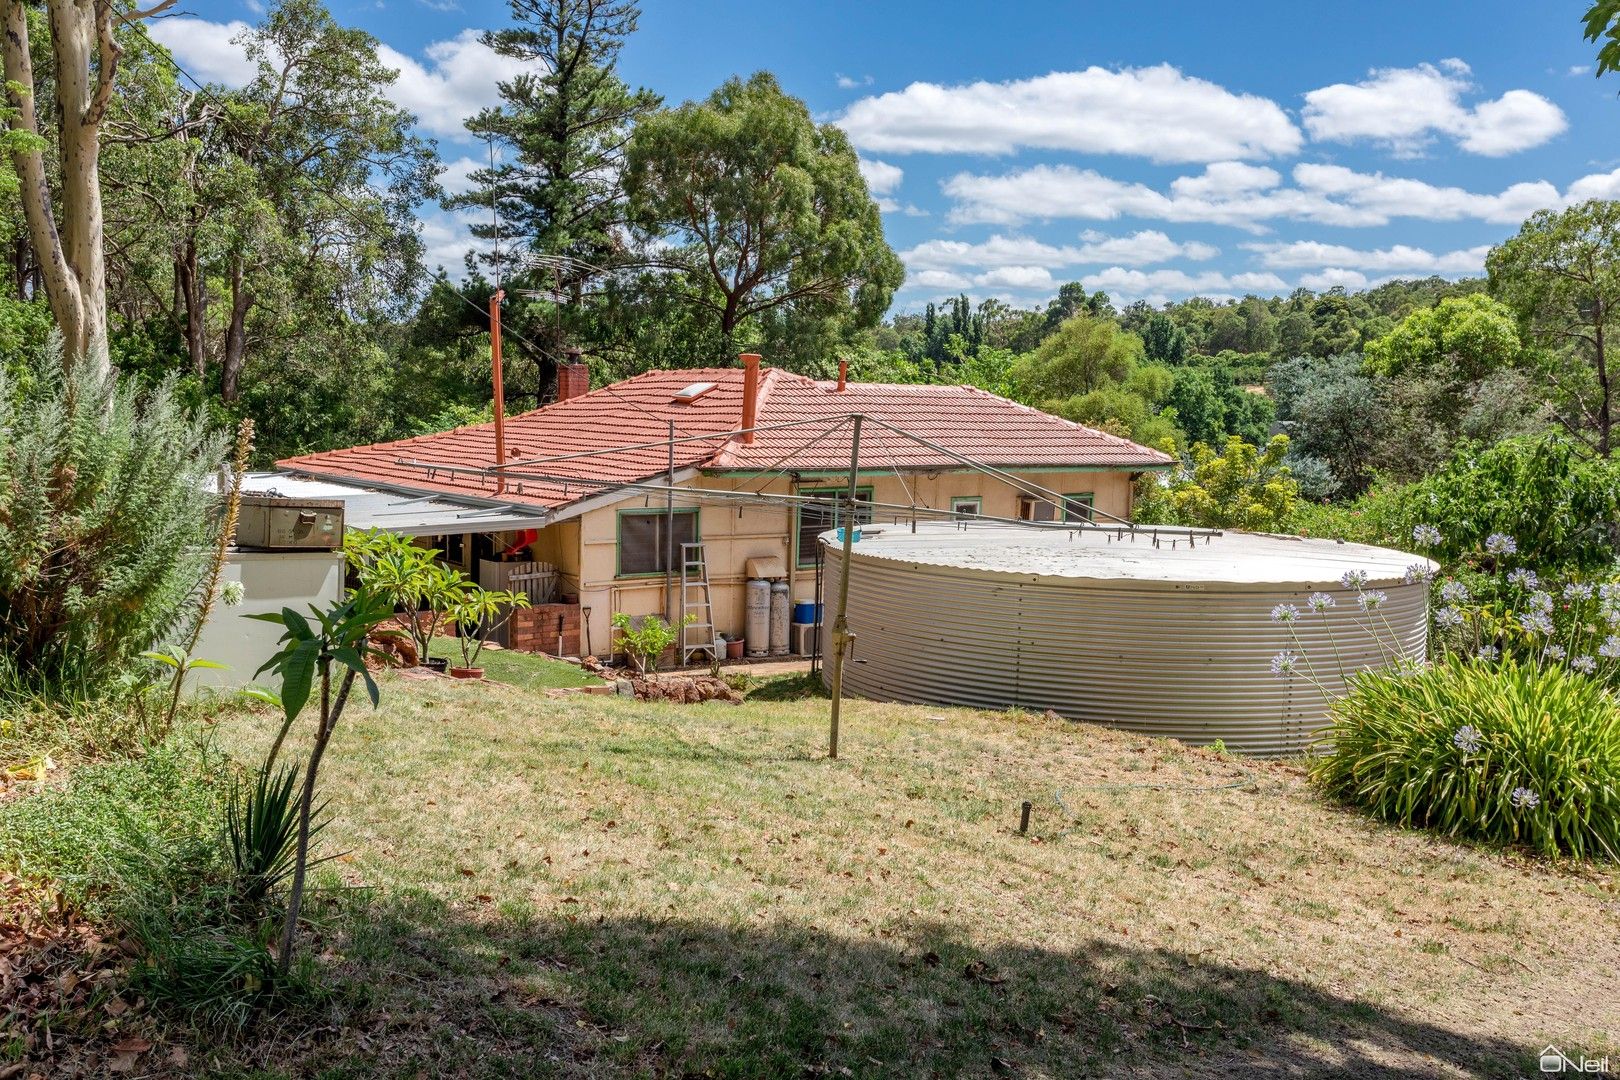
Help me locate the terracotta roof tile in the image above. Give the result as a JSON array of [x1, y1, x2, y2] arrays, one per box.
[[277, 365, 1172, 514]]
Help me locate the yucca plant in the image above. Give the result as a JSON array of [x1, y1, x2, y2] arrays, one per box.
[[225, 762, 324, 913], [1312, 657, 1620, 859]]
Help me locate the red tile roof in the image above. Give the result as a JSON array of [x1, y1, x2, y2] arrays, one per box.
[[277, 366, 1173, 514]]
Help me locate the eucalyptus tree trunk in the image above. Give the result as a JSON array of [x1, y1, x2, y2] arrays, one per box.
[[0, 0, 174, 375]]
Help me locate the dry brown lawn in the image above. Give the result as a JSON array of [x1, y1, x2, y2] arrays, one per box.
[[210, 667, 1617, 1078]]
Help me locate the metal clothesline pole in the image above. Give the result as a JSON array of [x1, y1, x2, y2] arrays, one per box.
[[826, 415, 862, 761]]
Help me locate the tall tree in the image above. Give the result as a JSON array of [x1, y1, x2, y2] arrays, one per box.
[[1487, 199, 1620, 455], [451, 0, 656, 281], [623, 72, 903, 359], [0, 0, 175, 373]]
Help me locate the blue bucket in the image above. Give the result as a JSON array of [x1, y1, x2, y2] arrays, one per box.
[[793, 601, 821, 625]]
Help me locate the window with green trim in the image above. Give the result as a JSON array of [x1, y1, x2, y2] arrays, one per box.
[[797, 486, 873, 567], [1062, 492, 1095, 523], [617, 508, 698, 577]]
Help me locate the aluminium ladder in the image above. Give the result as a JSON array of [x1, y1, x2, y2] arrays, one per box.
[[679, 542, 720, 665]]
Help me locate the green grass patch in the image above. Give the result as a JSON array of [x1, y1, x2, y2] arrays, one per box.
[[426, 638, 601, 691]]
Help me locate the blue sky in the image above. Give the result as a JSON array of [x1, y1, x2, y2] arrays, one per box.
[[159, 1, 1619, 312]]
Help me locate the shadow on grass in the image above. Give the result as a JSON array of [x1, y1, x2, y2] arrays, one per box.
[[257, 888, 1548, 1079], [744, 672, 830, 702]]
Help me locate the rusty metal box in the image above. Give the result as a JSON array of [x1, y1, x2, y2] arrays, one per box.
[[235, 494, 345, 551]]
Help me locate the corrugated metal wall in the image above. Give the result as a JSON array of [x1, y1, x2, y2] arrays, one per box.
[[821, 545, 1428, 756]]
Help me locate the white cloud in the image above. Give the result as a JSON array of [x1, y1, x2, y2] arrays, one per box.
[[147, 18, 254, 86], [1568, 64, 1590, 77], [942, 160, 1579, 230], [1243, 240, 1489, 274], [1079, 266, 1288, 303], [1566, 166, 1620, 202], [899, 231, 1217, 280], [1298, 268, 1371, 292], [911, 269, 971, 290], [1302, 60, 1566, 157], [438, 156, 484, 198], [836, 73, 873, 90], [858, 157, 903, 195], [148, 19, 521, 142], [837, 64, 1302, 162], [418, 208, 486, 274], [377, 31, 528, 140], [974, 266, 1055, 291]]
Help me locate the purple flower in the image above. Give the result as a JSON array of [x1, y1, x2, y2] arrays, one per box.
[[1270, 650, 1299, 678], [1519, 611, 1555, 636], [1411, 524, 1442, 548], [1571, 655, 1598, 675], [1340, 569, 1369, 589], [1476, 645, 1500, 662], [1452, 725, 1483, 753], [1403, 563, 1434, 585], [1307, 592, 1336, 612], [1542, 644, 1567, 662], [1563, 582, 1595, 601], [1506, 568, 1538, 590], [1527, 590, 1554, 614], [1510, 787, 1540, 810], [1271, 603, 1300, 624], [1484, 533, 1518, 556], [1434, 606, 1464, 629], [1439, 580, 1471, 605], [1357, 590, 1388, 611], [1599, 636, 1620, 660]]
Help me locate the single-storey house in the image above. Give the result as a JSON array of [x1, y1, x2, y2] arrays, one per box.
[[274, 355, 1173, 659]]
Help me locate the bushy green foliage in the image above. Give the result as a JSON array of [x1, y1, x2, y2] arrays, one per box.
[[612, 611, 695, 673], [1379, 436, 1620, 572], [1362, 294, 1522, 380], [1136, 434, 1298, 531], [1313, 658, 1620, 859], [0, 340, 226, 701]]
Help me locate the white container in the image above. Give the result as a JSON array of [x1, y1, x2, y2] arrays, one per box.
[[745, 578, 771, 657], [769, 580, 790, 655], [190, 549, 345, 692]]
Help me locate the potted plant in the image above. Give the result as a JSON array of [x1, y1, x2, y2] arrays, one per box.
[[448, 586, 531, 678]]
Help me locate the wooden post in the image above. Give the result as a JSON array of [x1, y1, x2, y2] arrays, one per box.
[[827, 414, 862, 760], [490, 288, 507, 494]]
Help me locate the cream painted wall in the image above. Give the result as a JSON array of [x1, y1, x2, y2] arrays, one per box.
[[544, 468, 1139, 658]]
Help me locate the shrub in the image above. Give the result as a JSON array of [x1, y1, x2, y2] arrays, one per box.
[[611, 611, 694, 673], [1312, 658, 1620, 859], [0, 338, 226, 701], [1135, 434, 1298, 531]]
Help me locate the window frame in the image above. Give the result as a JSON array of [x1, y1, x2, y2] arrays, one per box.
[[796, 485, 874, 568], [1061, 492, 1096, 524], [950, 496, 983, 519], [615, 507, 700, 579], [1017, 495, 1058, 523]]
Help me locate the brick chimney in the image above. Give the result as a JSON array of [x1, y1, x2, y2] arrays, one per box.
[[557, 349, 589, 402], [740, 352, 761, 444], [836, 359, 849, 392]]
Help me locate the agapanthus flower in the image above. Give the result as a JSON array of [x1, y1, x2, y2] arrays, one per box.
[[1527, 590, 1554, 614], [1270, 650, 1299, 678], [221, 580, 246, 607], [1506, 568, 1538, 590], [1484, 533, 1518, 556], [1402, 563, 1434, 585], [1543, 644, 1568, 662], [1510, 787, 1540, 810], [1601, 583, 1620, 602], [1519, 611, 1555, 636], [1411, 524, 1442, 547], [1599, 636, 1620, 660], [1571, 655, 1598, 675], [1434, 606, 1464, 629], [1452, 725, 1483, 754], [1340, 569, 1369, 589], [1271, 603, 1300, 623], [1357, 590, 1387, 611], [1563, 582, 1595, 601], [1307, 592, 1336, 612], [1439, 580, 1471, 604], [1476, 645, 1500, 661]]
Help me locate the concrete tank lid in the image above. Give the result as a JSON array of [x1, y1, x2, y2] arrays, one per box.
[[820, 522, 1434, 587]]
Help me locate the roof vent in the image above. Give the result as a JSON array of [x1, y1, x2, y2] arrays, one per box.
[[672, 381, 718, 404]]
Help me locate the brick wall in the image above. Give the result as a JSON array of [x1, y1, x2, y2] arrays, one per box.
[[510, 602, 581, 657]]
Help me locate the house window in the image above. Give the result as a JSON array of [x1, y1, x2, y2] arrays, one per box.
[[797, 486, 873, 567], [1062, 492, 1095, 523], [1017, 495, 1058, 522], [617, 508, 698, 577], [950, 496, 982, 518]]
